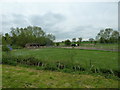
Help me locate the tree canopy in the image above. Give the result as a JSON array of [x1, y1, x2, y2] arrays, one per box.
[[96, 28, 119, 43], [2, 26, 55, 47], [64, 39, 71, 46]]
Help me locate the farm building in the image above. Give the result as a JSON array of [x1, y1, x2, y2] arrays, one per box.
[[25, 43, 41, 49]]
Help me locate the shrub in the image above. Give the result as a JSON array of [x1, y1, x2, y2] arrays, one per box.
[[12, 45, 23, 49], [2, 45, 10, 52], [62, 68, 73, 73], [2, 54, 17, 66], [56, 42, 60, 46], [43, 63, 57, 71], [64, 39, 71, 46], [2, 54, 39, 66]]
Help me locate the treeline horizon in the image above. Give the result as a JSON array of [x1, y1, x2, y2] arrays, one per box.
[[1, 26, 120, 48], [56, 28, 120, 46]]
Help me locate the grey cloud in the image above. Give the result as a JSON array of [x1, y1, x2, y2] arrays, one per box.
[[30, 12, 66, 28], [1, 12, 67, 40], [2, 14, 11, 25], [53, 25, 102, 41], [71, 25, 101, 39], [2, 14, 30, 33], [2, 13, 31, 33], [2, 14, 27, 25], [62, 25, 97, 37], [29, 12, 67, 38], [12, 14, 28, 26]]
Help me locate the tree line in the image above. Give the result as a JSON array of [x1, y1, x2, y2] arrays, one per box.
[[96, 28, 119, 43], [62, 28, 120, 46], [1, 27, 120, 48], [2, 26, 55, 48]]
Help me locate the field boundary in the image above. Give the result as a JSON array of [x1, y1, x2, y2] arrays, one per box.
[[2, 54, 120, 79], [61, 47, 119, 52]]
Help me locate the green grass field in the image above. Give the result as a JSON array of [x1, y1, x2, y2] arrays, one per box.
[[2, 46, 119, 88], [80, 43, 118, 50], [2, 65, 119, 88], [7, 48, 118, 71]]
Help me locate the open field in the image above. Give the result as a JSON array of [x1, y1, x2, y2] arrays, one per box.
[[79, 44, 118, 50], [6, 48, 118, 71], [1, 1, 119, 88], [2, 65, 119, 88], [2, 47, 119, 79], [2, 47, 119, 88]]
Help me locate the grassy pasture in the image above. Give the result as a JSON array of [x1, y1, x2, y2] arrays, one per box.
[[80, 43, 118, 50], [2, 65, 119, 88], [2, 47, 119, 88], [4, 47, 118, 71]]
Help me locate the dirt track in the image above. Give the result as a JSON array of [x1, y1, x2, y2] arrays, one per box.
[[61, 47, 119, 52]]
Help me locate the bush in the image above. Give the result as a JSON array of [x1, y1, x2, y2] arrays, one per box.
[[2, 45, 10, 52], [43, 63, 57, 71], [2, 54, 17, 66], [56, 42, 60, 46], [62, 68, 73, 73], [12, 45, 23, 49], [2, 54, 40, 66], [64, 39, 71, 46]]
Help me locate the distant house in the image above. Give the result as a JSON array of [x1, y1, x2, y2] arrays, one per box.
[[25, 43, 41, 49]]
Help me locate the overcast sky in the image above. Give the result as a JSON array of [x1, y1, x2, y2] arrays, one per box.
[[0, 1, 118, 41]]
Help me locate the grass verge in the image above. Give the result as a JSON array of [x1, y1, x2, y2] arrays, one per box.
[[2, 65, 119, 88]]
